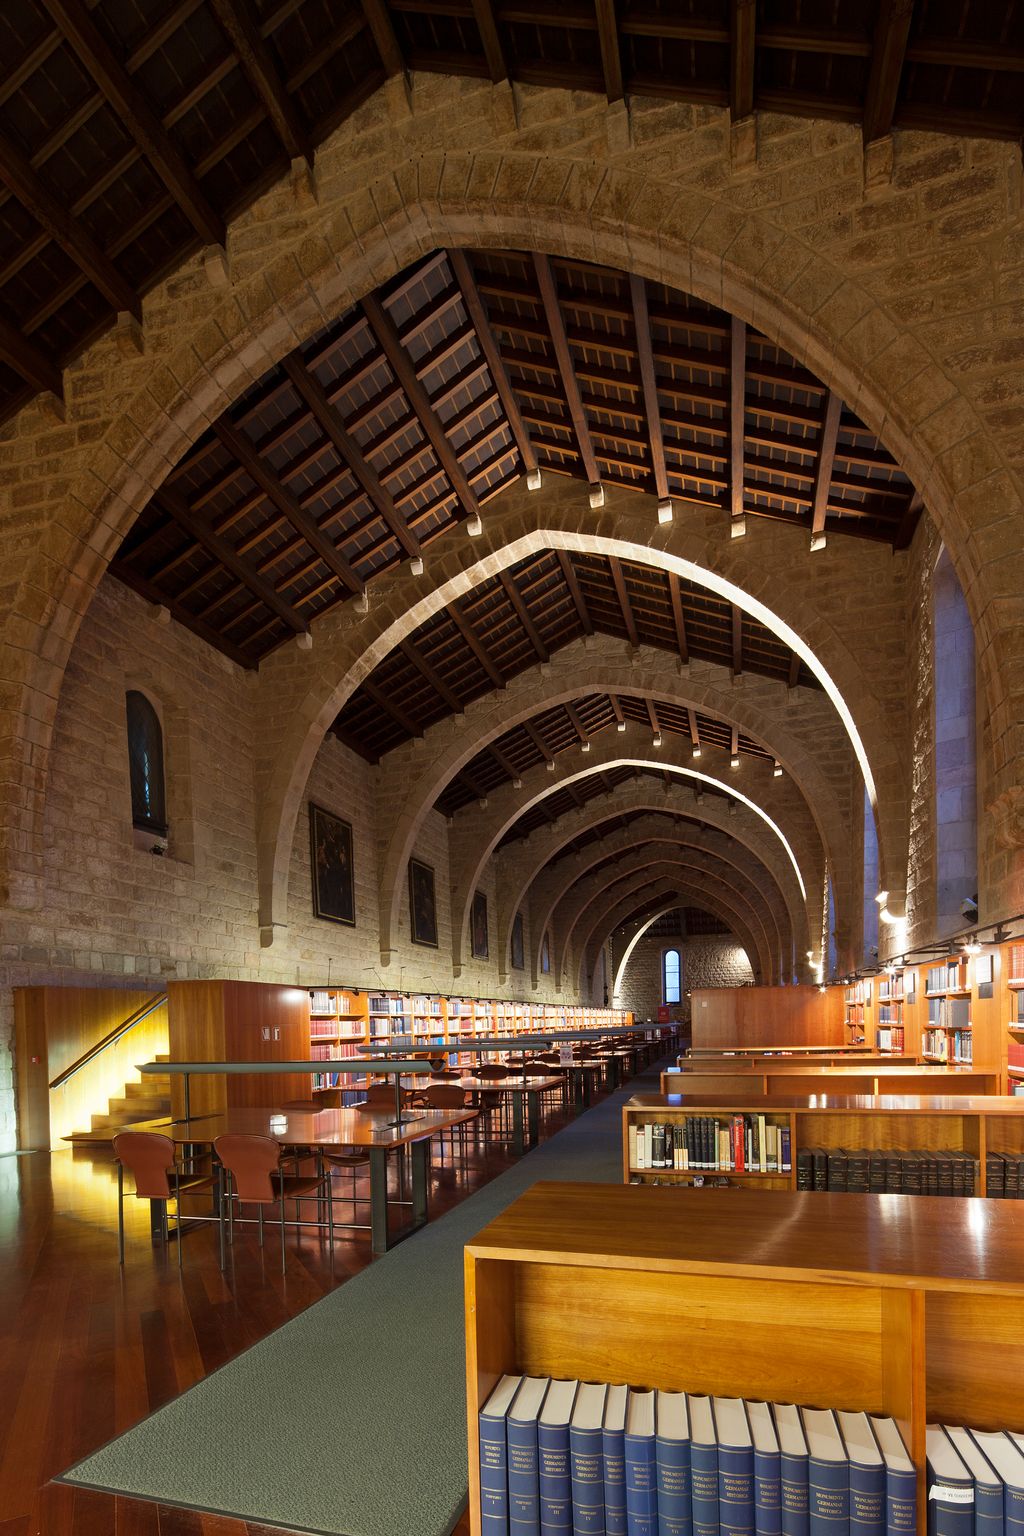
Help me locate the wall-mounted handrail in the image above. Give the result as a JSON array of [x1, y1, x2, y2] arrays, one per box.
[[49, 994, 167, 1090]]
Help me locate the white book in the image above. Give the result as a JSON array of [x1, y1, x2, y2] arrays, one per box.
[[572, 1381, 608, 1432], [656, 1390, 689, 1442], [773, 1403, 807, 1459], [836, 1409, 882, 1472], [688, 1394, 715, 1448], [801, 1406, 846, 1467], [714, 1396, 753, 1451], [481, 1374, 522, 1420], [604, 1383, 629, 1434], [869, 1415, 912, 1475], [540, 1378, 579, 1428], [747, 1401, 778, 1455], [509, 1375, 550, 1425]]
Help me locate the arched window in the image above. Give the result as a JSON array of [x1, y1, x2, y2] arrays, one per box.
[[663, 947, 681, 1004], [126, 690, 167, 835]]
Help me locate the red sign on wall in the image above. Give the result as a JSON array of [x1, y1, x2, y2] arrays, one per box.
[[657, 1005, 670, 1023]]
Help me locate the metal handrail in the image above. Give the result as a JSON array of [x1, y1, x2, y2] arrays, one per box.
[[48, 993, 168, 1090]]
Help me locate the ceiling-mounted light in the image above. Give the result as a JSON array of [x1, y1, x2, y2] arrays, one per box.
[[466, 514, 483, 536], [657, 499, 673, 525], [526, 467, 543, 491], [580, 740, 591, 754], [730, 754, 740, 770], [773, 760, 782, 778], [962, 936, 983, 957], [652, 732, 662, 748], [616, 719, 627, 733], [409, 555, 425, 576], [691, 745, 701, 759], [588, 483, 605, 509]]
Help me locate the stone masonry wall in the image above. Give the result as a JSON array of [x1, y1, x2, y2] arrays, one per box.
[[614, 930, 755, 1024]]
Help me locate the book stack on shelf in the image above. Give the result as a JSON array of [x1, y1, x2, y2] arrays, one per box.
[[1008, 946, 1024, 1092], [797, 1145, 980, 1196], [628, 1114, 791, 1180], [480, 1378, 986, 1536], [876, 969, 906, 1054], [925, 994, 972, 1064], [985, 1152, 1024, 1197], [308, 987, 368, 1091], [842, 978, 871, 1044]]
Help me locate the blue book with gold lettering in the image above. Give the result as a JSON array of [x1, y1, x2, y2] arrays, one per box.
[[479, 1374, 523, 1536], [801, 1408, 848, 1536], [837, 1410, 884, 1536], [748, 1403, 781, 1536], [714, 1398, 754, 1536], [509, 1377, 551, 1536], [944, 1427, 1002, 1536], [540, 1380, 580, 1536], [772, 1405, 809, 1536], [971, 1429, 1024, 1535], [926, 1424, 973, 1536], [869, 1417, 915, 1536], [688, 1395, 720, 1536], [655, 1390, 691, 1536], [625, 1388, 658, 1536], [604, 1386, 630, 1536], [571, 1382, 608, 1535]]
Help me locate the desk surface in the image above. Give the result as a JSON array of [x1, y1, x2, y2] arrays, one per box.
[[630, 1091, 1024, 1115], [442, 1074, 562, 1093], [70, 1105, 476, 1149]]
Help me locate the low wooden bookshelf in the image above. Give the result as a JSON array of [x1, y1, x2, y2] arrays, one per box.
[[662, 1063, 999, 1096], [464, 1181, 1024, 1535], [624, 1091, 1024, 1195]]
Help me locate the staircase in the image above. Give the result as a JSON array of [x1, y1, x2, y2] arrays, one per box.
[[68, 1058, 171, 1143]]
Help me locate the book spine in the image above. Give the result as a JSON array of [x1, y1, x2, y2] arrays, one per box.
[[624, 1431, 658, 1536], [571, 1423, 605, 1535], [926, 1474, 973, 1536], [540, 1421, 574, 1535], [604, 1424, 627, 1536], [807, 1454, 847, 1536], [884, 1464, 915, 1536], [780, 1451, 809, 1536], [690, 1441, 719, 1536], [754, 1447, 782, 1536], [848, 1460, 884, 1536], [1004, 1479, 1024, 1536], [480, 1411, 510, 1536], [656, 1432, 691, 1536], [509, 1416, 542, 1536], [780, 1126, 791, 1173], [719, 1443, 755, 1536], [970, 1480, 1003, 1535]]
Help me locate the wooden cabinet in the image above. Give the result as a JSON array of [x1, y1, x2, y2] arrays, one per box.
[[166, 980, 311, 1116], [464, 1181, 1024, 1535], [689, 984, 844, 1050]]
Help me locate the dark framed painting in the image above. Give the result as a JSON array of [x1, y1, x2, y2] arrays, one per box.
[[541, 930, 551, 974], [510, 910, 525, 970], [409, 857, 439, 948], [471, 889, 489, 959], [309, 803, 355, 926]]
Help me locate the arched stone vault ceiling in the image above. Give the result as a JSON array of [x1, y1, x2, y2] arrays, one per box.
[[580, 878, 765, 991], [370, 631, 855, 956], [444, 730, 824, 975], [4, 88, 1022, 932], [552, 850, 781, 987], [491, 791, 809, 979], [538, 833, 791, 988]]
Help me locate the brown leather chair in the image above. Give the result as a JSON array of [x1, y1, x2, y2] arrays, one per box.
[[423, 1082, 476, 1160], [112, 1130, 215, 1268], [214, 1133, 333, 1272]]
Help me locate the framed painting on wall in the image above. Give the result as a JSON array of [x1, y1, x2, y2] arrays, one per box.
[[471, 889, 489, 959], [309, 803, 355, 926], [510, 911, 525, 970], [409, 858, 439, 948]]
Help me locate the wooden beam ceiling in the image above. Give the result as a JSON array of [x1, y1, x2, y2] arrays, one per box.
[[863, 0, 916, 143], [208, 0, 312, 165]]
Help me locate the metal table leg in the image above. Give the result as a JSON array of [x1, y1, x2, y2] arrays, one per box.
[[527, 1092, 540, 1147], [511, 1093, 525, 1157], [411, 1140, 430, 1229], [369, 1145, 389, 1255]]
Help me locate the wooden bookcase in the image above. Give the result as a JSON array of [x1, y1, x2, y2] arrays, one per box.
[[464, 1181, 1024, 1536], [623, 1091, 1024, 1195], [661, 1063, 999, 1097]]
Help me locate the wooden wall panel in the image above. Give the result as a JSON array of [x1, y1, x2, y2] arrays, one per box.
[[690, 985, 845, 1050], [167, 980, 311, 1116]]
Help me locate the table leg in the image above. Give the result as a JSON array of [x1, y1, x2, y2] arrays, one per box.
[[369, 1145, 389, 1256], [527, 1092, 540, 1147], [150, 1198, 166, 1241], [411, 1140, 429, 1229], [607, 1057, 620, 1090], [512, 1094, 525, 1157]]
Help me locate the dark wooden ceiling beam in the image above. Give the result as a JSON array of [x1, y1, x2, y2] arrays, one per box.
[[556, 550, 594, 636], [470, 0, 508, 81], [398, 639, 462, 711], [363, 677, 422, 738], [361, 292, 483, 527], [40, 0, 224, 248], [447, 248, 537, 478], [449, 600, 505, 687], [281, 354, 421, 560], [595, 0, 624, 103], [565, 703, 591, 747], [110, 559, 254, 667], [629, 273, 669, 505], [212, 417, 362, 594], [787, 651, 802, 691], [730, 725, 740, 763], [0, 128, 140, 319], [499, 570, 549, 662], [609, 557, 640, 646], [811, 391, 843, 546], [532, 253, 602, 494], [609, 694, 624, 726], [0, 313, 63, 399], [489, 742, 520, 780], [644, 698, 660, 736], [667, 572, 689, 663], [208, 0, 312, 164], [730, 0, 756, 120], [359, 0, 405, 74], [729, 316, 746, 532], [687, 708, 701, 755], [731, 606, 743, 676], [863, 0, 915, 143], [523, 719, 555, 765]]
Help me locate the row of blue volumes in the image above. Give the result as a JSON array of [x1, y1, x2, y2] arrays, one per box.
[[927, 1424, 1024, 1536], [478, 1377, 920, 1536]]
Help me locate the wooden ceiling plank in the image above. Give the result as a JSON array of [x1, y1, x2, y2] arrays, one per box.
[[363, 677, 423, 739], [361, 292, 482, 524], [0, 313, 63, 399], [863, 0, 915, 143], [212, 417, 362, 594], [609, 557, 640, 646], [565, 702, 590, 745], [109, 559, 254, 667], [470, 0, 508, 80], [398, 639, 462, 711], [532, 253, 602, 491], [359, 0, 406, 76], [40, 0, 225, 247], [498, 570, 549, 662], [730, 0, 756, 119], [729, 316, 746, 528], [811, 390, 843, 543], [208, 0, 312, 164], [447, 249, 537, 475], [609, 693, 624, 724], [594, 0, 624, 102], [644, 697, 660, 735], [667, 572, 690, 663], [731, 605, 743, 676], [523, 719, 555, 765], [687, 707, 701, 753], [450, 600, 505, 687], [0, 127, 140, 319], [629, 273, 669, 503], [281, 354, 420, 560], [892, 491, 924, 552], [154, 486, 307, 634], [489, 742, 519, 780]]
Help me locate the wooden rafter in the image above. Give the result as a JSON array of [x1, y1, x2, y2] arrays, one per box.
[[489, 742, 519, 779], [0, 128, 140, 319], [532, 253, 602, 491], [499, 570, 549, 661], [731, 606, 743, 675], [863, 0, 915, 143], [644, 698, 660, 736], [730, 725, 739, 761], [610, 558, 639, 646], [565, 703, 590, 746], [449, 600, 504, 687], [524, 720, 555, 765], [730, 0, 757, 120], [361, 292, 482, 526], [398, 639, 462, 711], [448, 249, 536, 475], [110, 557, 252, 668], [609, 694, 624, 726], [595, 0, 624, 102], [687, 708, 701, 754], [629, 274, 669, 503], [557, 551, 594, 635], [363, 677, 422, 738], [811, 391, 843, 543], [787, 652, 801, 690], [470, 0, 508, 81], [208, 0, 311, 164], [0, 313, 63, 399], [40, 0, 224, 248], [729, 316, 746, 527], [211, 417, 362, 594], [668, 573, 689, 663], [281, 354, 421, 560], [359, 0, 405, 75]]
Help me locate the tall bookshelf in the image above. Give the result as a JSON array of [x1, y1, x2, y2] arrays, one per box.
[[842, 977, 871, 1045], [1006, 942, 1024, 1092]]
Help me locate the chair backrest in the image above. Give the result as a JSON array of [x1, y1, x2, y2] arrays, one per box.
[[214, 1134, 281, 1203], [476, 1064, 510, 1080], [433, 1068, 463, 1079], [424, 1084, 469, 1109], [363, 1084, 404, 1105], [278, 1099, 321, 1113], [113, 1131, 175, 1200]]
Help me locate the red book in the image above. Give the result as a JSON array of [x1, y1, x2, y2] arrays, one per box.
[[731, 1115, 745, 1172]]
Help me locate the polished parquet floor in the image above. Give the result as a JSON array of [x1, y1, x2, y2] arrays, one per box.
[[0, 1100, 591, 1536]]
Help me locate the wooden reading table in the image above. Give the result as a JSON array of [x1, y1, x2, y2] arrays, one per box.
[[434, 1074, 563, 1156]]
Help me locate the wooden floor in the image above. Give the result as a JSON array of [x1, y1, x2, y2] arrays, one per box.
[[0, 1099, 591, 1536]]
